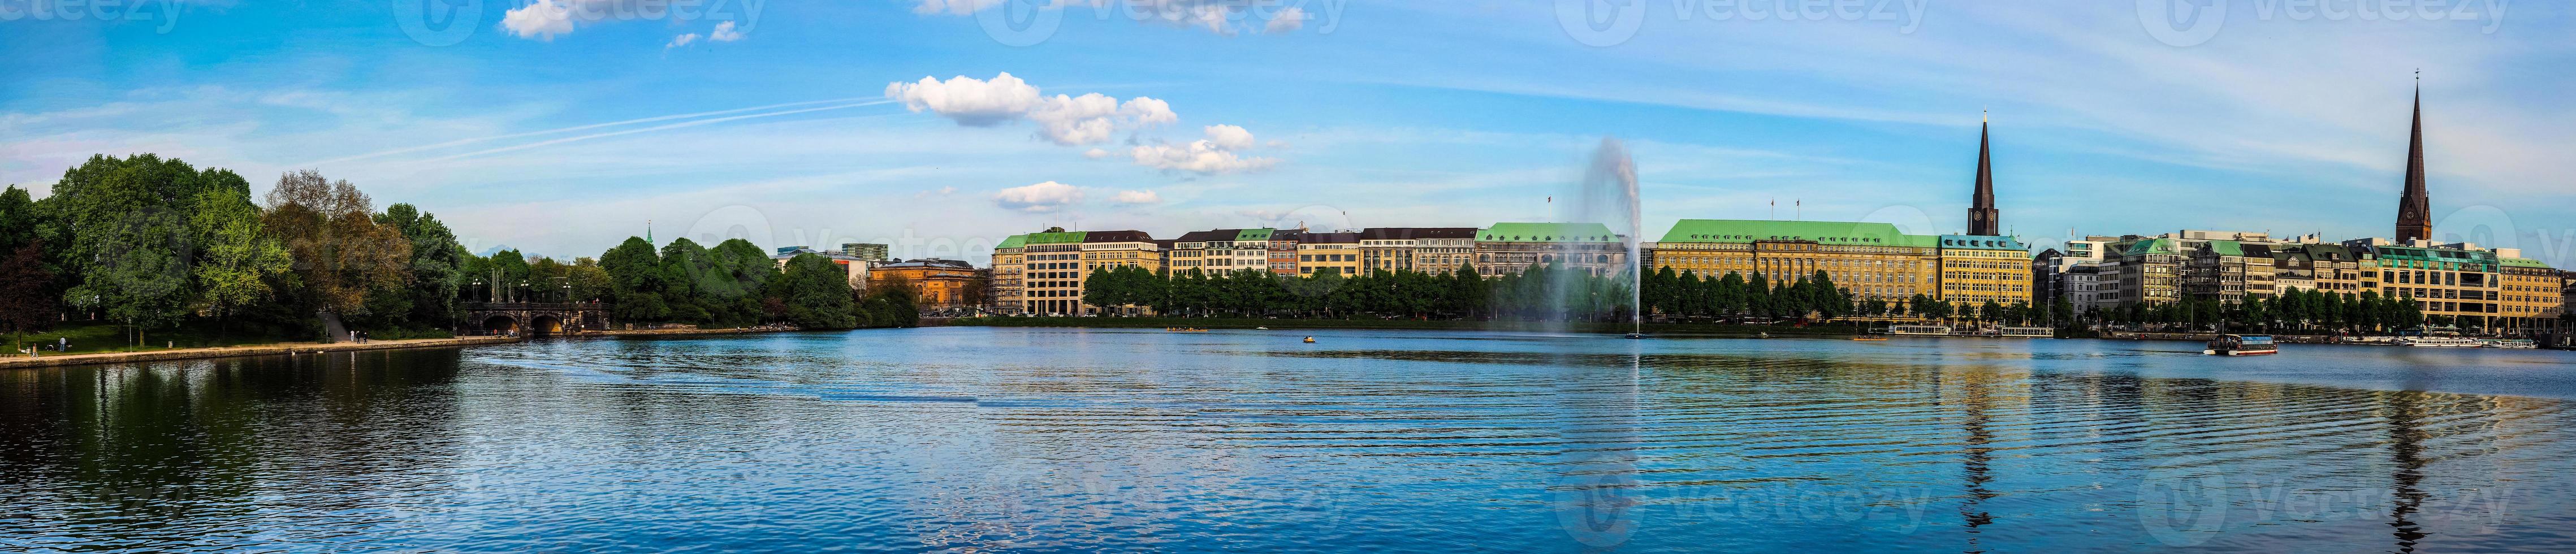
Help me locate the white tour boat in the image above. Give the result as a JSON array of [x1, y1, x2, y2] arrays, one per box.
[[2400, 337, 2483, 348], [2203, 334, 2279, 356]]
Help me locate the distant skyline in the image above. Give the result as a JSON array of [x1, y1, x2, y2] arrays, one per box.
[[4, 1, 2570, 266]]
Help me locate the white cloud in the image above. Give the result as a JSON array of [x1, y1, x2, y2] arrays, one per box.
[[911, 0, 1313, 37], [665, 33, 699, 48], [1112, 189, 1161, 204], [708, 21, 745, 42], [884, 73, 1042, 126], [911, 0, 1000, 15], [1129, 125, 1279, 175], [500, 0, 577, 40], [1266, 7, 1305, 34], [885, 72, 1175, 146], [1083, 148, 1112, 159], [1203, 124, 1255, 150], [995, 180, 1084, 213]]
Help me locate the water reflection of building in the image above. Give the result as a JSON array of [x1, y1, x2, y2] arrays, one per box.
[[1933, 365, 2028, 551]]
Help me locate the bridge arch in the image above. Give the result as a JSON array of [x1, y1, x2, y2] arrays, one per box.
[[530, 314, 564, 336], [463, 302, 611, 337]]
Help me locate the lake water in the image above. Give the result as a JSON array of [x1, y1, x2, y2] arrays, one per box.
[[6, 328, 2575, 552]]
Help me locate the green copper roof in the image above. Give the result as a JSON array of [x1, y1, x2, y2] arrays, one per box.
[[1479, 222, 1620, 243], [1025, 231, 1087, 245], [1235, 228, 1274, 241], [2504, 258, 2553, 269], [1940, 235, 2029, 252], [2204, 240, 2245, 257], [2124, 238, 2178, 256], [1657, 219, 1937, 248], [995, 235, 1026, 249]]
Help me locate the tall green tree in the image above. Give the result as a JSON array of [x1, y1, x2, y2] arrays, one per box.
[[188, 187, 291, 324], [598, 237, 668, 323], [374, 204, 470, 330], [265, 170, 413, 340], [774, 253, 857, 329], [0, 241, 54, 353], [51, 155, 208, 345], [659, 238, 718, 323]]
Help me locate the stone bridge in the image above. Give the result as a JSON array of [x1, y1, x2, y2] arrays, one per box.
[[463, 302, 612, 336]]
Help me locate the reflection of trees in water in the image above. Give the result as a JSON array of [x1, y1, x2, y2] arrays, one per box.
[[0, 350, 467, 549]]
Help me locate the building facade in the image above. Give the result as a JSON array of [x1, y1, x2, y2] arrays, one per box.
[[992, 229, 1162, 316], [1937, 235, 2033, 308], [991, 235, 1026, 314], [2501, 257, 2561, 332], [1169, 229, 1273, 275], [1353, 227, 1479, 274], [1644, 219, 1939, 305], [1294, 231, 1363, 276], [1473, 222, 1628, 277], [867, 258, 983, 313]]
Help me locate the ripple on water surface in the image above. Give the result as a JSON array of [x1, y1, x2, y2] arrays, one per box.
[[4, 327, 2575, 552]]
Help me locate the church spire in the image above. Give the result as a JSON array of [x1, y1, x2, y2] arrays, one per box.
[[1968, 114, 1999, 236], [2396, 72, 2431, 243]]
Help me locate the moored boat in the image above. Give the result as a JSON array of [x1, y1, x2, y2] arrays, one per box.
[[2203, 334, 2279, 356], [2400, 336, 2482, 348], [2482, 339, 2539, 349]]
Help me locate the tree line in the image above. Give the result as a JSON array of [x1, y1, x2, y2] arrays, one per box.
[[1079, 264, 1637, 322], [590, 236, 919, 331], [2076, 287, 2426, 334], [0, 154, 912, 350]]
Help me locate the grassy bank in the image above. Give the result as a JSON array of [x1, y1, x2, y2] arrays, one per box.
[[6, 320, 451, 356], [943, 317, 1858, 337]]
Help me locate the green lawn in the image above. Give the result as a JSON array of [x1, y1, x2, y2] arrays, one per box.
[[7, 320, 319, 356]]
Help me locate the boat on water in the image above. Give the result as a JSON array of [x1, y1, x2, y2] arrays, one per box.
[[1851, 336, 1888, 341], [2400, 336, 2483, 348], [1165, 327, 1209, 332], [1887, 324, 1952, 336], [1998, 326, 2052, 338], [2482, 339, 2539, 349], [2203, 334, 2279, 356], [1302, 336, 1315, 344]]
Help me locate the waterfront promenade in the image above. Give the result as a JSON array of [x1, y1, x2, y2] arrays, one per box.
[[0, 335, 522, 369]]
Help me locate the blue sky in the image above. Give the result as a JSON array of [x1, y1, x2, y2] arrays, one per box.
[[4, 0, 2571, 266]]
